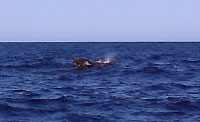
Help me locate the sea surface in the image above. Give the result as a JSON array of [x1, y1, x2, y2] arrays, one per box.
[[0, 42, 200, 122]]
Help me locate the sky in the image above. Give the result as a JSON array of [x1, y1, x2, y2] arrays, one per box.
[[0, 0, 200, 42]]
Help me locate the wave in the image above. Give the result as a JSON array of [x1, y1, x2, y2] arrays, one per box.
[[147, 83, 169, 90], [0, 62, 64, 69], [171, 83, 200, 89], [183, 59, 200, 63], [7, 89, 40, 97], [58, 75, 75, 81], [135, 66, 169, 74], [147, 53, 173, 60], [4, 96, 72, 104], [66, 113, 109, 122], [0, 75, 14, 77], [166, 100, 200, 111], [0, 103, 66, 114]]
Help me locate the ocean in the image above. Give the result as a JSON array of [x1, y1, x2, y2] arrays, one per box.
[[0, 42, 200, 122]]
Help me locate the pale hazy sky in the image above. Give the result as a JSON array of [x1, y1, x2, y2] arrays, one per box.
[[0, 0, 200, 42]]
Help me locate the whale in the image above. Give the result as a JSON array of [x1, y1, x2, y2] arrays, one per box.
[[72, 58, 115, 69]]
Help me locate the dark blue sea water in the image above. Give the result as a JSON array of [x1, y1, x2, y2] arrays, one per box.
[[0, 42, 200, 122]]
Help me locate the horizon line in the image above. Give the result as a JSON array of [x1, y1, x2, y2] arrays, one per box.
[[0, 40, 200, 42]]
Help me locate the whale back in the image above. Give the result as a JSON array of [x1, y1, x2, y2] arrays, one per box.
[[72, 58, 92, 67]]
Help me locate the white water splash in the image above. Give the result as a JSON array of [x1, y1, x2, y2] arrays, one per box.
[[105, 52, 117, 61], [103, 58, 110, 63], [96, 52, 117, 63]]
